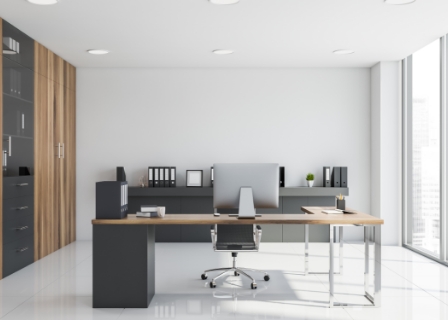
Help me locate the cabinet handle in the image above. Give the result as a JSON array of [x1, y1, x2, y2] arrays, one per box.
[[56, 143, 61, 159], [62, 143, 65, 159], [3, 150, 7, 168], [3, 136, 11, 156], [15, 226, 29, 231], [16, 183, 28, 187], [16, 206, 29, 211], [16, 247, 28, 253]]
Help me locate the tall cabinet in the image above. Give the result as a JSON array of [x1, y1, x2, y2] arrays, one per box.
[[2, 20, 35, 278], [0, 18, 76, 278], [34, 43, 76, 260]]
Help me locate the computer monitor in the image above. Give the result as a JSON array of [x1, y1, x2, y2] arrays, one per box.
[[213, 163, 279, 218]]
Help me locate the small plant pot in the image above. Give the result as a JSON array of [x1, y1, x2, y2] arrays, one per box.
[[336, 199, 345, 210], [307, 180, 314, 187]]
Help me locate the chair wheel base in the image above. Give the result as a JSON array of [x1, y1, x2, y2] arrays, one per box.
[[210, 282, 216, 288], [251, 282, 257, 289], [264, 275, 270, 281], [201, 273, 207, 280]]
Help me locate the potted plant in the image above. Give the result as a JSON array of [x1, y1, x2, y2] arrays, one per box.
[[306, 173, 314, 187]]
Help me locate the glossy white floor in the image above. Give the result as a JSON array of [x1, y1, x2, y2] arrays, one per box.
[[0, 241, 447, 319]]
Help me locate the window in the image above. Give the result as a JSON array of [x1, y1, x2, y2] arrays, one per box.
[[403, 38, 447, 263]]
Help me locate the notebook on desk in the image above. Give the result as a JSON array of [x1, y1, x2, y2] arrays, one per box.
[[322, 209, 343, 214], [322, 209, 357, 214]]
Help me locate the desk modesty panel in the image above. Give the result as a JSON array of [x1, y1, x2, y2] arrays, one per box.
[[92, 209, 383, 226]]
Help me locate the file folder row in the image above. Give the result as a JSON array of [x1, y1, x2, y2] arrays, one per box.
[[329, 166, 348, 188], [148, 167, 176, 187]]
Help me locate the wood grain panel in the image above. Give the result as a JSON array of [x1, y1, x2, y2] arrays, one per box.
[[53, 54, 64, 86], [34, 42, 66, 86], [64, 61, 76, 90], [92, 210, 384, 226], [34, 71, 57, 260], [34, 42, 49, 78], [54, 81, 64, 251], [0, 18, 3, 278], [34, 41, 76, 259], [64, 86, 76, 244]]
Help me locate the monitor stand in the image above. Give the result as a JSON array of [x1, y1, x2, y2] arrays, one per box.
[[228, 187, 261, 219]]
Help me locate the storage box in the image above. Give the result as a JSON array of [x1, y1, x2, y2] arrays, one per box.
[[96, 181, 128, 219]]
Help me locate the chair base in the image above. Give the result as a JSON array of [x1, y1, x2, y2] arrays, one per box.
[[201, 253, 269, 290]]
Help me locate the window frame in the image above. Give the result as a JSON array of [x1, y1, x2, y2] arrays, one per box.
[[402, 36, 448, 266]]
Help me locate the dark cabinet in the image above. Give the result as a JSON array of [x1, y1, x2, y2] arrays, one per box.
[[2, 19, 34, 278], [2, 20, 34, 71]]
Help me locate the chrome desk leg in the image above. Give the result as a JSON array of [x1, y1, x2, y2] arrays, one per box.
[[339, 226, 343, 276], [329, 225, 381, 308], [305, 224, 309, 275], [374, 225, 382, 307], [364, 226, 369, 293], [329, 225, 334, 307], [305, 224, 341, 275]]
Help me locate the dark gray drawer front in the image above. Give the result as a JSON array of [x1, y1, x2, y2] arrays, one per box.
[[3, 196, 34, 221], [3, 176, 34, 199], [3, 235, 34, 278], [3, 214, 34, 245]]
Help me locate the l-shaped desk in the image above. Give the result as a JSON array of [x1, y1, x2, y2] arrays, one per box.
[[92, 207, 383, 308]]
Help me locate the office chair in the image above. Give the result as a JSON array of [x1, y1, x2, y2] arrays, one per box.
[[200, 224, 270, 289]]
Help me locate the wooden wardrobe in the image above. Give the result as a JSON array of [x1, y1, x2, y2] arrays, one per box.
[[34, 43, 76, 260]]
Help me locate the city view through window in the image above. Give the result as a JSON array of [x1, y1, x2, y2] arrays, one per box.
[[411, 39, 440, 256]]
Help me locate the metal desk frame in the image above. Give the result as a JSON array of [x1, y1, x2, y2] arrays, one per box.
[[305, 225, 344, 275], [328, 224, 381, 308]]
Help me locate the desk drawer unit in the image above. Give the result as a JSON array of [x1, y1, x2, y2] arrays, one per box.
[[3, 196, 34, 221], [2, 177, 35, 277], [3, 176, 34, 199], [2, 235, 34, 278], [3, 214, 34, 245]]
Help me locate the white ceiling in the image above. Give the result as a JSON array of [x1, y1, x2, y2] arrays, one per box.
[[1, 0, 448, 68]]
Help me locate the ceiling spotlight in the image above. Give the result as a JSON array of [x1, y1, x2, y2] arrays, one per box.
[[27, 0, 59, 5], [209, 0, 240, 4], [384, 0, 416, 4], [87, 49, 110, 55], [333, 49, 355, 55], [213, 49, 234, 55]]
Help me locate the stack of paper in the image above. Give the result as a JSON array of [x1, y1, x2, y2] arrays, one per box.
[[136, 205, 158, 218], [322, 209, 343, 214]]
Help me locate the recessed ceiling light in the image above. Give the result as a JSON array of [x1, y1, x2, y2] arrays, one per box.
[[384, 0, 416, 4], [27, 0, 59, 5], [213, 49, 234, 55], [333, 49, 355, 55], [87, 49, 110, 55], [209, 0, 240, 5]]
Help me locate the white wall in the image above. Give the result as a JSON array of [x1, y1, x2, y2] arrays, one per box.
[[371, 62, 401, 245], [77, 68, 370, 241]]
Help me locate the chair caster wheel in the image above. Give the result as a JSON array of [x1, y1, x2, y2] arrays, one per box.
[[234, 271, 240, 276], [251, 282, 257, 289], [264, 275, 270, 281], [210, 281, 216, 288], [201, 273, 207, 280]]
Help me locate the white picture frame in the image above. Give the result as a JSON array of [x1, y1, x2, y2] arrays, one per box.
[[186, 170, 203, 187]]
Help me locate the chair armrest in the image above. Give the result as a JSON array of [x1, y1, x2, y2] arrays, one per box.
[[210, 225, 217, 250], [254, 225, 262, 249]]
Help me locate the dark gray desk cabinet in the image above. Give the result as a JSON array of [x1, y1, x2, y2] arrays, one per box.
[[128, 187, 349, 243]]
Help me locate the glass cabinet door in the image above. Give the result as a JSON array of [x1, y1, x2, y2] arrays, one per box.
[[2, 20, 34, 71], [2, 20, 34, 177]]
